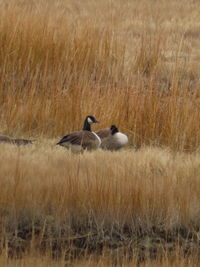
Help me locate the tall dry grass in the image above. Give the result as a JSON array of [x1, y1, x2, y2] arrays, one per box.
[[0, 0, 200, 150], [1, 0, 200, 264], [0, 250, 199, 267], [0, 143, 200, 263]]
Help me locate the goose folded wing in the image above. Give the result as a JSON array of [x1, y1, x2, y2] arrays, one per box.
[[57, 131, 96, 148], [96, 128, 110, 139], [57, 133, 80, 145]]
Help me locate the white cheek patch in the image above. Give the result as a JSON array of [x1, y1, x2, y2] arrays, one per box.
[[87, 117, 93, 124]]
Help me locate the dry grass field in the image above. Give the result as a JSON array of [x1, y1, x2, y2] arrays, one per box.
[[1, 0, 200, 265], [1, 144, 200, 265]]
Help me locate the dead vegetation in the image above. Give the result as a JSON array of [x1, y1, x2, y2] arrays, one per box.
[[0, 0, 200, 150], [0, 144, 200, 265], [0, 0, 200, 265]]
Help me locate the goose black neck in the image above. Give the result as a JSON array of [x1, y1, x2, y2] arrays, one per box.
[[83, 119, 91, 131]]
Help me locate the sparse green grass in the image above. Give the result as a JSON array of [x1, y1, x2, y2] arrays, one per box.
[[1, 0, 200, 265]]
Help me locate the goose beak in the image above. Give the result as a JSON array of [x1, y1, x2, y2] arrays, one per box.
[[94, 120, 99, 123]]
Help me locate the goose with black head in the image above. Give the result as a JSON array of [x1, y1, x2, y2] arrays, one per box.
[[96, 125, 128, 151], [57, 115, 101, 152]]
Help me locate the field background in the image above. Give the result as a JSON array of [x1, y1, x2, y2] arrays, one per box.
[[0, 0, 200, 265]]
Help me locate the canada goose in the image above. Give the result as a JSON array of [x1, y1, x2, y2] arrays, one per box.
[[12, 139, 33, 145], [0, 135, 11, 143], [0, 135, 33, 145], [56, 115, 101, 152], [96, 125, 128, 151]]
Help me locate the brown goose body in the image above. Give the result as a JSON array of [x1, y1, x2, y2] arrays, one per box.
[[0, 135, 33, 145], [12, 139, 33, 145], [57, 115, 101, 152], [95, 128, 111, 139], [0, 135, 11, 143], [57, 130, 100, 152], [96, 125, 128, 151]]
